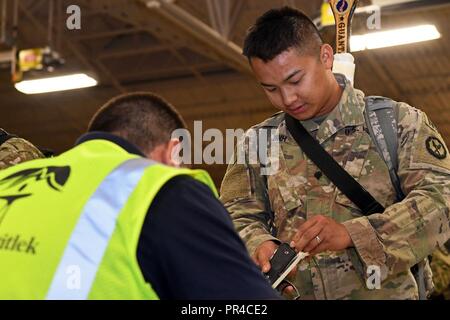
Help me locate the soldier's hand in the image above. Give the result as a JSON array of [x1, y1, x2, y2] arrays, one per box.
[[290, 215, 353, 255], [253, 240, 298, 296], [253, 240, 278, 273]]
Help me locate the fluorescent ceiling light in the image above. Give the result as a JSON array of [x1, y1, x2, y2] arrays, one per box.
[[14, 73, 97, 94], [351, 24, 440, 52]]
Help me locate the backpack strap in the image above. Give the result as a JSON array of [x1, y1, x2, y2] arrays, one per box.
[[364, 98, 428, 299], [364, 97, 405, 201]]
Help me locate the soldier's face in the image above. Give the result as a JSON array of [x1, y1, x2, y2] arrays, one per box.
[[250, 45, 336, 121]]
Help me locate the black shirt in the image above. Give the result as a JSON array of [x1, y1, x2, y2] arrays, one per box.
[[76, 133, 279, 300]]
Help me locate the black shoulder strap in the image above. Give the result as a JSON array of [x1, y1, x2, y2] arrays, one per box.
[[0, 129, 17, 145], [284, 114, 385, 216]]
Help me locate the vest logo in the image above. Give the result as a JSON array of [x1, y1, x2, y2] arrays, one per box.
[[0, 166, 71, 227], [0, 234, 38, 255], [336, 0, 349, 13]]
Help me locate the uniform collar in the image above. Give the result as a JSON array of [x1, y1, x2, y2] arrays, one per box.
[[75, 132, 146, 157], [298, 73, 366, 145]]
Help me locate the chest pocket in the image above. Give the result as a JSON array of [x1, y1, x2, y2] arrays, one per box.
[[267, 141, 308, 234], [270, 170, 305, 211], [333, 128, 395, 213]]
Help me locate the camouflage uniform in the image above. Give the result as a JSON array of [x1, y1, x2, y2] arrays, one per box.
[[0, 136, 44, 170], [430, 243, 450, 299], [220, 74, 450, 300]]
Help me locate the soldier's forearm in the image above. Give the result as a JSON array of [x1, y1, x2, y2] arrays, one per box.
[[343, 216, 387, 280], [344, 180, 450, 281], [229, 211, 279, 256]]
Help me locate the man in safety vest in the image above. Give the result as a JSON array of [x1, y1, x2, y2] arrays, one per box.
[[0, 92, 279, 300]]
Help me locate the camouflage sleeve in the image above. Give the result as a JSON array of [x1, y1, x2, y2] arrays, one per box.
[[430, 245, 450, 296], [0, 137, 44, 170], [344, 103, 450, 280], [219, 132, 279, 256]]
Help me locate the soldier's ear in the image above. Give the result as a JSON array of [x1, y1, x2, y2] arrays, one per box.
[[319, 44, 334, 70]]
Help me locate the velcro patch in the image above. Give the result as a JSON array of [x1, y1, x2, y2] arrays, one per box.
[[219, 164, 251, 204], [425, 137, 447, 160], [411, 113, 450, 173]]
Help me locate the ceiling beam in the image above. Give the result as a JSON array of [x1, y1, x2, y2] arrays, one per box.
[[98, 44, 173, 59], [76, 0, 251, 76], [74, 28, 141, 41], [227, 0, 245, 41], [143, 0, 251, 75], [18, 2, 126, 93], [75, 0, 207, 84], [115, 62, 223, 81]]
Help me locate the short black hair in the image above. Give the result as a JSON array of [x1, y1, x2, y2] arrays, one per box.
[[243, 6, 323, 62], [88, 92, 186, 154]]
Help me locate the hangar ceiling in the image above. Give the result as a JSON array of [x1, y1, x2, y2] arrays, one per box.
[[0, 0, 449, 185]]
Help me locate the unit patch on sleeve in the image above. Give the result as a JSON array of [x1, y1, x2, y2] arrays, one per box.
[[426, 136, 447, 160]]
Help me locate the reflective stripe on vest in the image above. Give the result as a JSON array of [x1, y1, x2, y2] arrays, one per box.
[[46, 158, 155, 300]]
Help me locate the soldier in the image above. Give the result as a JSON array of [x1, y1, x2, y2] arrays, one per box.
[[0, 129, 44, 169], [220, 7, 450, 299]]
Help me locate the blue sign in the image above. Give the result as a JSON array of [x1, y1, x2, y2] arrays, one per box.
[[337, 0, 349, 13]]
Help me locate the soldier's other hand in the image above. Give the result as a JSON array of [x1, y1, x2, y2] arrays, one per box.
[[253, 240, 297, 296], [253, 240, 278, 273], [289, 215, 353, 255]]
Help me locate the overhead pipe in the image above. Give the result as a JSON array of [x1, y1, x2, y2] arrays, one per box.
[[1, 0, 6, 44]]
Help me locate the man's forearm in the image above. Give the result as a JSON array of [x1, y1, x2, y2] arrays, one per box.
[[226, 203, 279, 256], [344, 184, 450, 281]]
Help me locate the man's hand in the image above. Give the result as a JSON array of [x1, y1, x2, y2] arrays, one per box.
[[253, 240, 278, 273], [290, 215, 353, 255], [253, 240, 298, 296]]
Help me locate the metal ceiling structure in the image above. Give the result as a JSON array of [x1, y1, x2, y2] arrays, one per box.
[[0, 0, 449, 184]]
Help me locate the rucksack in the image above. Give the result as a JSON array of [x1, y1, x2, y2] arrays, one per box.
[[364, 96, 431, 299], [364, 96, 405, 202]]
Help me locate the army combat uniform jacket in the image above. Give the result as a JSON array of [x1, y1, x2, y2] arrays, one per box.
[[0, 134, 44, 170], [430, 244, 450, 299], [220, 75, 450, 299]]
